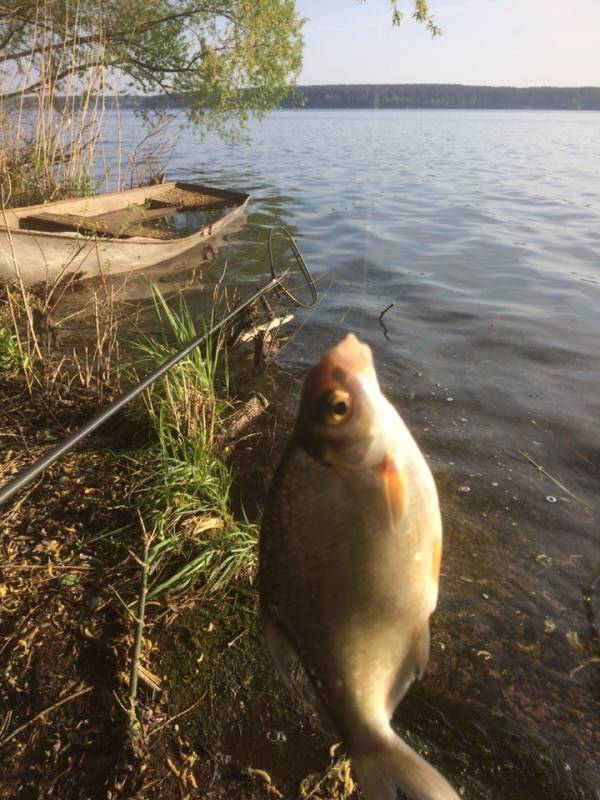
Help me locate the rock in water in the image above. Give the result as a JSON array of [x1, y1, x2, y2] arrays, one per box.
[[260, 333, 458, 800]]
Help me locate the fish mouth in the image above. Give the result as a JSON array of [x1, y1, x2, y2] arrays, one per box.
[[325, 333, 375, 379], [301, 334, 378, 415]]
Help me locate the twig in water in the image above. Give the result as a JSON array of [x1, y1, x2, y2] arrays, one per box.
[[584, 562, 600, 593], [0, 686, 93, 747], [517, 450, 588, 507], [378, 302, 394, 340], [338, 307, 351, 326]]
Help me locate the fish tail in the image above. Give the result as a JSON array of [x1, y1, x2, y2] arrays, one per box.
[[351, 726, 459, 800]]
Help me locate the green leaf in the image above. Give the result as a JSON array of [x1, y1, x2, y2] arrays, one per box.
[[59, 573, 81, 587]]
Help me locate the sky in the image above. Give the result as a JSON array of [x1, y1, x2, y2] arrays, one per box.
[[296, 0, 600, 86]]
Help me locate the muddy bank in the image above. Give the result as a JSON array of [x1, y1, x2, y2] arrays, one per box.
[[1, 342, 598, 799], [0, 378, 137, 798]]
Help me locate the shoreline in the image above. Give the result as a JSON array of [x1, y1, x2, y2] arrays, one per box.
[[1, 327, 597, 798]]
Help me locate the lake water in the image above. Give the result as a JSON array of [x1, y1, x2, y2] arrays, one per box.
[[101, 108, 600, 797]]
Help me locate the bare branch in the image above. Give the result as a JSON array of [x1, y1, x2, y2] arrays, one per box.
[[0, 60, 117, 100]]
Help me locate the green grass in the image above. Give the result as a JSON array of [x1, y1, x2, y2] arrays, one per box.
[[0, 149, 96, 208], [0, 326, 23, 372], [124, 288, 258, 599]]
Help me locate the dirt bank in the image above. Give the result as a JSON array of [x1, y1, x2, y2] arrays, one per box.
[[1, 359, 598, 800]]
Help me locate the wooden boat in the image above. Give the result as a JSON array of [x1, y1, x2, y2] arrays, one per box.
[[0, 181, 249, 286]]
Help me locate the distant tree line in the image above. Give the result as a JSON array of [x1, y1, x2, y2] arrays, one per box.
[[106, 84, 600, 112], [1, 2, 441, 137], [284, 84, 600, 110]]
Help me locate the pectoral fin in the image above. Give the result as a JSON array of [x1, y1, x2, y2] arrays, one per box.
[[387, 621, 430, 714], [380, 454, 405, 521]]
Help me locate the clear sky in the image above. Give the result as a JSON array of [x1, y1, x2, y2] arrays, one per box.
[[296, 0, 600, 86]]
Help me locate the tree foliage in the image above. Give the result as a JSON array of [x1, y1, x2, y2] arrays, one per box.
[[0, 1, 440, 136], [364, 0, 441, 36], [400, 0, 441, 35], [0, 0, 305, 134]]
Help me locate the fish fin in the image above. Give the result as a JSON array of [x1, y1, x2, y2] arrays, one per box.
[[380, 454, 405, 520], [387, 622, 430, 714], [261, 606, 297, 688], [352, 728, 459, 800], [412, 620, 431, 680]]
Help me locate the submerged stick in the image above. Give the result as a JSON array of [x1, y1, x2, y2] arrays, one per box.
[[378, 302, 394, 340], [517, 450, 588, 506], [584, 562, 600, 593]]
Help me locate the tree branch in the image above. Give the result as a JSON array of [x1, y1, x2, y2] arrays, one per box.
[[7, 32, 104, 61], [2, 5, 230, 64], [0, 17, 32, 51], [0, 60, 117, 100]]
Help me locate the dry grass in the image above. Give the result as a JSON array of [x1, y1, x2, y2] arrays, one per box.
[[0, 273, 126, 402], [0, 0, 108, 208], [0, 0, 118, 393]]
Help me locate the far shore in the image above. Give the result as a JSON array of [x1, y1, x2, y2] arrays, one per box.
[[44, 83, 600, 113]]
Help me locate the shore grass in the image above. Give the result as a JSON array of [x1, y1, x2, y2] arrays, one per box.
[[0, 257, 258, 604], [0, 280, 270, 797], [0, 324, 26, 373], [121, 289, 258, 600]]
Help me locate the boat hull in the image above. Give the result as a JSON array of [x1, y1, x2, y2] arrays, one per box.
[[0, 182, 249, 286]]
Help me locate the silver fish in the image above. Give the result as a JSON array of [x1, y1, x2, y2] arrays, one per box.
[[260, 334, 458, 800]]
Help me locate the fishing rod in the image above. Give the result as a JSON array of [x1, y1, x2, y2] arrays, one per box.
[[0, 227, 317, 507]]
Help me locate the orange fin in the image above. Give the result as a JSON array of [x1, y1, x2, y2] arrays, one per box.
[[380, 455, 404, 520]]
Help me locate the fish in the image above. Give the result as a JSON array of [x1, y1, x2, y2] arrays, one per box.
[[259, 333, 458, 800]]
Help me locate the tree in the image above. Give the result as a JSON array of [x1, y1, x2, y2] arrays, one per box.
[[0, 1, 438, 135], [0, 0, 305, 136], [380, 0, 440, 35]]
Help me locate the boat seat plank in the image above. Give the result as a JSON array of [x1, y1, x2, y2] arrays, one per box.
[[19, 210, 175, 240], [21, 191, 229, 239], [88, 204, 180, 228], [146, 197, 229, 212], [148, 184, 231, 210]]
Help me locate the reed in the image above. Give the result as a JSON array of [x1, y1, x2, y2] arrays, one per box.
[[0, 1, 108, 208], [0, 268, 128, 402], [0, 0, 104, 385], [119, 288, 258, 599]]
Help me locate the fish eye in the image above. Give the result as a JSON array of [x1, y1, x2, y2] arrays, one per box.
[[322, 388, 352, 426]]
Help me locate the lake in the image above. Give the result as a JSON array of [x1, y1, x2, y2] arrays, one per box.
[[101, 108, 600, 797]]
